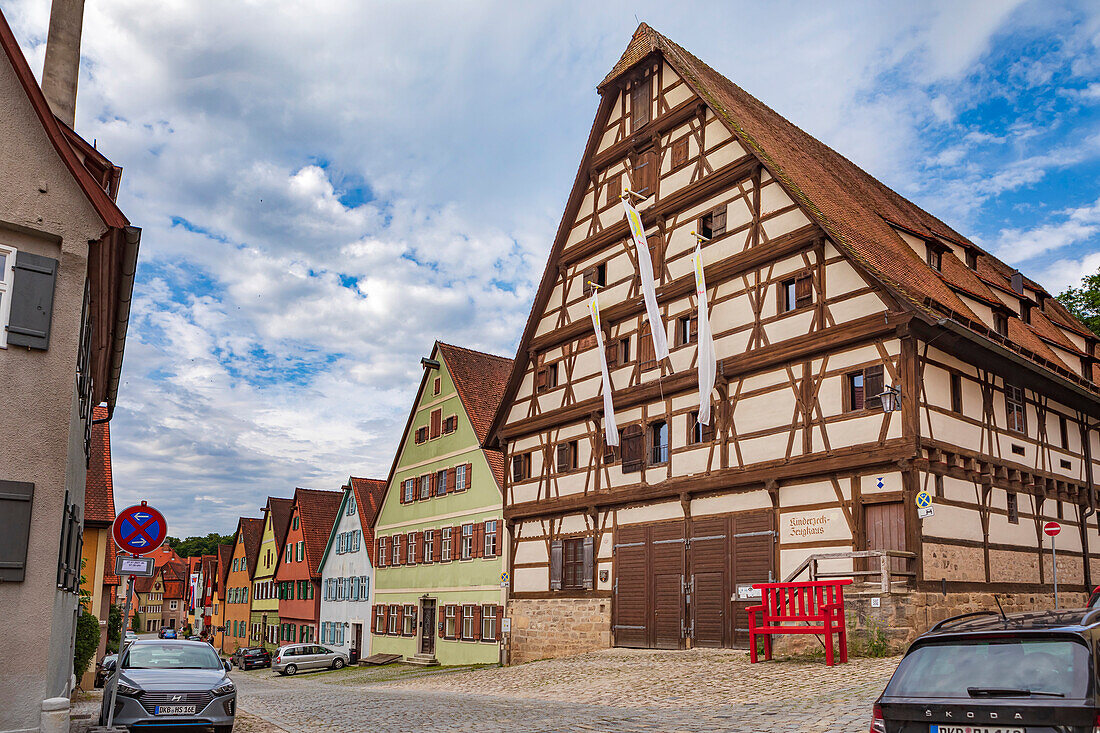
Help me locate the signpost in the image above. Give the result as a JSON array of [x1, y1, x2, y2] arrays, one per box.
[[915, 490, 934, 520], [1045, 521, 1061, 608], [107, 502, 167, 729]]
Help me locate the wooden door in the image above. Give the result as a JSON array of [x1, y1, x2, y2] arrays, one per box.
[[420, 600, 436, 655], [864, 502, 906, 573], [612, 525, 648, 648], [352, 623, 362, 662], [651, 521, 685, 649], [689, 516, 729, 648], [730, 512, 775, 647]]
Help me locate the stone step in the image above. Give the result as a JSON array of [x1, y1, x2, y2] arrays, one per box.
[[405, 653, 440, 666]]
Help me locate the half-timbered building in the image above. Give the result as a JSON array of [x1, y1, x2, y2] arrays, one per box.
[[488, 24, 1100, 663]]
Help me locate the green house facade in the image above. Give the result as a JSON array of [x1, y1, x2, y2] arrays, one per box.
[[370, 342, 511, 665]]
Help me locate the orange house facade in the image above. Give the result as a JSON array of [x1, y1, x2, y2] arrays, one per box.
[[276, 488, 342, 645], [222, 517, 262, 653]]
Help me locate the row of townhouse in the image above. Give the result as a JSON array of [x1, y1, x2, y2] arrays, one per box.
[[207, 342, 512, 666], [204, 22, 1100, 672]]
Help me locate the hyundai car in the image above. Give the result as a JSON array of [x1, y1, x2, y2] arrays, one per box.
[[872, 608, 1099, 732], [99, 639, 236, 732]]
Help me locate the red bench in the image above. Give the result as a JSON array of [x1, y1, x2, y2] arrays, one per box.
[[746, 579, 852, 666]]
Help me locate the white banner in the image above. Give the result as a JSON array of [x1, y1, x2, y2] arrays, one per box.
[[692, 240, 716, 424], [588, 290, 619, 446], [622, 198, 670, 367]]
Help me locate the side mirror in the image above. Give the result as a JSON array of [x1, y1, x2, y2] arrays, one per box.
[[103, 659, 116, 671]]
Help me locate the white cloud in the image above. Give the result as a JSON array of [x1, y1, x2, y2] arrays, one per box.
[[994, 197, 1100, 264]]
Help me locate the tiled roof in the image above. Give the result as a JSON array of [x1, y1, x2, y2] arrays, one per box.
[[484, 448, 505, 489], [294, 488, 343, 577], [266, 497, 295, 549], [349, 477, 387, 566], [84, 406, 116, 526], [217, 544, 233, 595], [238, 517, 264, 578], [134, 574, 156, 593], [437, 342, 512, 446], [103, 543, 120, 586], [149, 545, 184, 568]]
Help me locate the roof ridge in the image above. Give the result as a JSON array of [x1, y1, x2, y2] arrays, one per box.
[[436, 341, 512, 362]]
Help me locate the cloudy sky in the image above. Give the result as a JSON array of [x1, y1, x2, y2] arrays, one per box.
[[9, 0, 1100, 537]]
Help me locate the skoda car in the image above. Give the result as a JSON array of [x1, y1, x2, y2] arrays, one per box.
[[99, 639, 236, 732], [872, 608, 1099, 732]]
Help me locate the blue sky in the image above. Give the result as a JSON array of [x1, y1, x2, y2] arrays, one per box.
[[9, 0, 1100, 537]]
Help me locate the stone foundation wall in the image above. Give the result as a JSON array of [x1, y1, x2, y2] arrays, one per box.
[[506, 597, 611, 665]]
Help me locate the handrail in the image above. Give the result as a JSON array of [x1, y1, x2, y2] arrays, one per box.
[[784, 549, 917, 592], [929, 610, 1001, 632]]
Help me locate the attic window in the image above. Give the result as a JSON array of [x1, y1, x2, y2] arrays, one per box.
[[926, 244, 942, 272], [1021, 301, 1032, 325], [699, 206, 726, 239], [582, 263, 606, 296], [993, 312, 1008, 337], [965, 249, 978, 270], [630, 74, 651, 131]]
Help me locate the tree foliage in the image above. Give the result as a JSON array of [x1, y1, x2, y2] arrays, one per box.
[[167, 533, 233, 558], [107, 604, 122, 654], [131, 611, 142, 633], [74, 609, 101, 682], [1058, 272, 1100, 337]]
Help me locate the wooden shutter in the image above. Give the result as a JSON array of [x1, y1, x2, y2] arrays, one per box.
[[438, 611, 445, 638], [408, 605, 418, 637], [795, 274, 813, 308], [474, 523, 485, 558], [7, 252, 58, 349], [638, 322, 655, 367], [535, 367, 549, 392], [427, 473, 435, 498], [582, 266, 596, 296], [454, 525, 463, 557], [464, 463, 473, 489], [621, 424, 644, 473], [430, 409, 442, 438], [556, 444, 570, 473], [689, 315, 698, 344], [472, 605, 483, 640], [606, 175, 621, 206], [671, 137, 688, 169], [865, 365, 885, 409], [396, 605, 404, 633], [416, 532, 425, 563], [605, 340, 618, 367], [511, 455, 523, 482], [549, 539, 563, 591], [433, 530, 442, 562], [711, 206, 727, 236], [496, 606, 504, 641], [581, 536, 595, 590], [631, 75, 651, 131], [0, 481, 33, 582], [448, 467, 457, 492]]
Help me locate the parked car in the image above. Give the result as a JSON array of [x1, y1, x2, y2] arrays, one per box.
[[187, 635, 203, 641], [99, 640, 235, 733], [871, 608, 1098, 732], [124, 630, 138, 642], [230, 647, 271, 670], [272, 644, 347, 675], [93, 654, 117, 688], [158, 627, 177, 639]]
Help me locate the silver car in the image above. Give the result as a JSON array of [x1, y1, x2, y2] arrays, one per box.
[[100, 639, 236, 732], [272, 643, 348, 675]]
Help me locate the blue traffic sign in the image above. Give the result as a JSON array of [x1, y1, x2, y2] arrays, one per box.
[[112, 502, 168, 555]]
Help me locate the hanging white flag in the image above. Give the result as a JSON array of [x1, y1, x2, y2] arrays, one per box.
[[621, 197, 670, 367], [588, 289, 619, 446], [692, 239, 716, 425]]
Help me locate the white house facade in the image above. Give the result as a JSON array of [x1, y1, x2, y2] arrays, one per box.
[[318, 477, 386, 662]]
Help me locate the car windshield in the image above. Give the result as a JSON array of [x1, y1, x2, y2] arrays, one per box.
[[123, 643, 223, 670], [885, 637, 1090, 700]]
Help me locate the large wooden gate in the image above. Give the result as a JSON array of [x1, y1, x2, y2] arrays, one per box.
[[612, 511, 774, 650]]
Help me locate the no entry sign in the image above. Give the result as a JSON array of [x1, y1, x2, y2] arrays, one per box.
[[1044, 521, 1061, 537], [112, 502, 168, 555]]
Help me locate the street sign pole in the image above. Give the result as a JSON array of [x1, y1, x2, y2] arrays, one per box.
[[107, 569, 135, 729], [1052, 534, 1059, 609]]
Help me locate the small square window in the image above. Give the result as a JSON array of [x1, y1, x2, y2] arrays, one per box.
[[926, 244, 942, 272], [993, 312, 1009, 337], [1007, 492, 1019, 524], [780, 274, 813, 313], [950, 373, 963, 413], [688, 411, 714, 444], [965, 249, 978, 270], [536, 362, 558, 393], [650, 421, 669, 465], [677, 315, 697, 347], [433, 377, 441, 395]]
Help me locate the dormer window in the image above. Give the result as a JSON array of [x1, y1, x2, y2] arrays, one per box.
[[1021, 301, 1032, 325], [993, 311, 1008, 337], [965, 249, 978, 270], [926, 244, 942, 272]]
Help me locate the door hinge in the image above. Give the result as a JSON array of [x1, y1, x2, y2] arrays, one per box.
[[682, 576, 693, 594]]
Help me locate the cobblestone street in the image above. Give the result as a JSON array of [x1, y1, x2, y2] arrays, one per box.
[[229, 648, 899, 732]]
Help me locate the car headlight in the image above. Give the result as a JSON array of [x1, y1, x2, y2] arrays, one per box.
[[212, 680, 235, 696], [117, 682, 142, 697]]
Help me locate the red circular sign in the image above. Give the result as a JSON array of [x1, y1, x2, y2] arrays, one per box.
[[1044, 521, 1061, 537], [112, 502, 168, 555]]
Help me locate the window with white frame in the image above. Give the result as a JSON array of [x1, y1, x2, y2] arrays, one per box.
[[350, 576, 359, 601], [445, 605, 457, 637], [403, 479, 416, 502], [392, 535, 402, 564], [462, 605, 476, 639], [0, 245, 13, 349], [387, 605, 399, 635], [407, 531, 416, 564], [424, 530, 435, 562], [403, 604, 417, 635], [460, 524, 473, 559], [442, 528, 452, 561], [484, 520, 498, 557], [360, 575, 369, 600], [455, 464, 468, 491], [347, 493, 356, 515], [482, 604, 497, 640]]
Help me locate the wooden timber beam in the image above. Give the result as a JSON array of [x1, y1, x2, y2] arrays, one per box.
[[532, 221, 821, 353], [589, 97, 705, 171], [922, 437, 1090, 501], [505, 310, 911, 440], [505, 438, 913, 521], [559, 154, 761, 267]]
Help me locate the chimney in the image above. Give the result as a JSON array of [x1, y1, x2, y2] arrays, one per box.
[[41, 0, 86, 128]]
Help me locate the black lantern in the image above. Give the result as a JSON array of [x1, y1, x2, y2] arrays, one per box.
[[877, 385, 901, 412]]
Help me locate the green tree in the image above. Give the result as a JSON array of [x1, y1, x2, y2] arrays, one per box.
[[167, 533, 233, 558], [131, 611, 142, 633], [1058, 272, 1100, 336], [106, 604, 122, 654], [74, 610, 100, 682]]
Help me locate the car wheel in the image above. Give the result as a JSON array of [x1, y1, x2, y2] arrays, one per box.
[[332, 658, 345, 670], [284, 664, 297, 675]]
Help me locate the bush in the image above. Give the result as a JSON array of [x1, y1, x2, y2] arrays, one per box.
[[131, 611, 142, 633], [107, 604, 122, 653], [74, 609, 101, 681]]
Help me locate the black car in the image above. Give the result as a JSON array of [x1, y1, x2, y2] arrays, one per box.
[[872, 608, 1100, 732], [230, 647, 271, 670]]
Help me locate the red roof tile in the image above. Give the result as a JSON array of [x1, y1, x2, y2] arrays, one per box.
[[217, 544, 233, 595], [437, 342, 512, 446], [103, 543, 120, 586], [266, 497, 295, 549], [237, 517, 264, 578], [484, 449, 505, 489], [293, 488, 343, 577], [348, 477, 387, 565], [85, 406, 116, 526]]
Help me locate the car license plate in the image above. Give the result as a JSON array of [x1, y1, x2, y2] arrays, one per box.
[[932, 721, 1025, 726], [154, 705, 196, 715]]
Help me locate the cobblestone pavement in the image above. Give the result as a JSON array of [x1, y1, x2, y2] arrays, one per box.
[[230, 648, 899, 733]]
